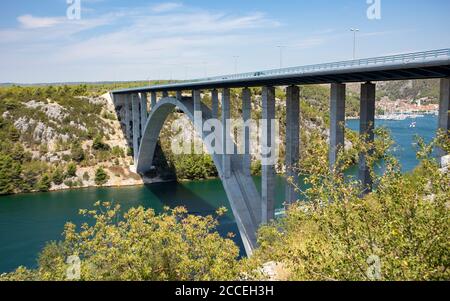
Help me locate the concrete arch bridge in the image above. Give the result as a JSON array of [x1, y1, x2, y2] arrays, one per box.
[[111, 48, 450, 256]]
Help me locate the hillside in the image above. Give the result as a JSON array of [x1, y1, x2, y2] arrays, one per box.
[[347, 79, 440, 102], [0, 85, 147, 195], [0, 82, 364, 195]]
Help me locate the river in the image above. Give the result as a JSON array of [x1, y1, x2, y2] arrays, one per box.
[[0, 115, 439, 273]]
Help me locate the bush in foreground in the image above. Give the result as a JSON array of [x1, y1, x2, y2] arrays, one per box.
[[244, 133, 449, 281], [1, 204, 240, 281]]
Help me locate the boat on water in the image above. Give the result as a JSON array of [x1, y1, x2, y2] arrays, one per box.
[[376, 114, 409, 121], [376, 113, 425, 121]]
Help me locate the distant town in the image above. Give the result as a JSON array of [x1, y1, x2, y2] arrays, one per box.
[[373, 96, 439, 120]]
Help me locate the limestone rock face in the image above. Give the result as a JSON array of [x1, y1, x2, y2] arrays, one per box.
[[75, 96, 106, 106], [25, 100, 69, 121], [14, 117, 69, 147], [14, 117, 35, 133]]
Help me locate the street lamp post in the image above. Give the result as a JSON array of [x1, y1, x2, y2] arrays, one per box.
[[350, 28, 359, 60]]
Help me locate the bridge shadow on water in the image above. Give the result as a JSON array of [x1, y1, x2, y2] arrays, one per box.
[[143, 181, 246, 256]]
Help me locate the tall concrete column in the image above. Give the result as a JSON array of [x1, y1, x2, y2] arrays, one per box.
[[162, 91, 169, 98], [113, 94, 123, 111], [359, 82, 376, 193], [193, 90, 201, 113], [212, 89, 219, 119], [329, 83, 346, 170], [176, 90, 183, 101], [131, 94, 141, 162], [140, 93, 148, 138], [111, 93, 119, 106], [124, 94, 132, 142], [150, 91, 157, 110], [285, 85, 300, 205], [222, 88, 231, 179], [261, 86, 276, 224], [242, 88, 252, 176], [193, 90, 203, 155], [438, 78, 450, 160]]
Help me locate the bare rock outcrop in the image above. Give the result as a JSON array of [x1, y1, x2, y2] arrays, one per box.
[[24, 100, 69, 121]]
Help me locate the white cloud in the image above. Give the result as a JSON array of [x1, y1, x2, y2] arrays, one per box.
[[0, 4, 317, 83], [17, 14, 64, 29], [151, 2, 183, 13]]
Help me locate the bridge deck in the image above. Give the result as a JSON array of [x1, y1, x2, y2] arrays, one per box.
[[112, 48, 450, 94]]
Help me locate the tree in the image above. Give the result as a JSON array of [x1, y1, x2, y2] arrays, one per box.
[[9, 127, 20, 142], [70, 142, 85, 163], [21, 161, 49, 192], [172, 154, 218, 180], [36, 173, 52, 192], [94, 167, 109, 186], [52, 167, 64, 185], [11, 144, 26, 163], [111, 146, 125, 158], [66, 162, 77, 178], [92, 135, 110, 151], [245, 133, 450, 281], [0, 154, 21, 195], [1, 204, 240, 281]]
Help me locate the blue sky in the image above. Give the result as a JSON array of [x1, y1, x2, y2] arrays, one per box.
[[1, 0, 449, 83]]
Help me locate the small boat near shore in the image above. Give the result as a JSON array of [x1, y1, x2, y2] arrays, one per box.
[[375, 113, 427, 121]]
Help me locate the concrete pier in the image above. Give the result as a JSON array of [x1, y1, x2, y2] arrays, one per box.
[[150, 92, 157, 110], [222, 88, 231, 179], [131, 94, 141, 161], [140, 93, 148, 139], [359, 82, 376, 192], [124, 94, 132, 142], [285, 85, 300, 205], [261, 86, 276, 224], [193, 90, 203, 155], [329, 83, 346, 170], [438, 78, 450, 160], [242, 88, 252, 176], [162, 91, 169, 98], [176, 90, 182, 101], [212, 89, 219, 119]]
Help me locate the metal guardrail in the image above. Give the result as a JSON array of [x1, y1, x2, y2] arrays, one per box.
[[111, 48, 450, 93], [186, 48, 450, 84]]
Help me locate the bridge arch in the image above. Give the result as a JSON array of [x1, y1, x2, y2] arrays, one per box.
[[136, 96, 261, 256]]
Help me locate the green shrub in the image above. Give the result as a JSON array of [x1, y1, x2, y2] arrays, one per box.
[[1, 204, 240, 281], [246, 134, 450, 281], [173, 154, 217, 180], [70, 143, 85, 163], [251, 160, 262, 176], [66, 162, 77, 178], [0, 154, 22, 195], [52, 167, 64, 185], [94, 167, 109, 185], [92, 135, 110, 151], [111, 146, 125, 158], [36, 174, 52, 192]]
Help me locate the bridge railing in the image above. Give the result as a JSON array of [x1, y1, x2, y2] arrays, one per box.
[[188, 48, 450, 83]]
